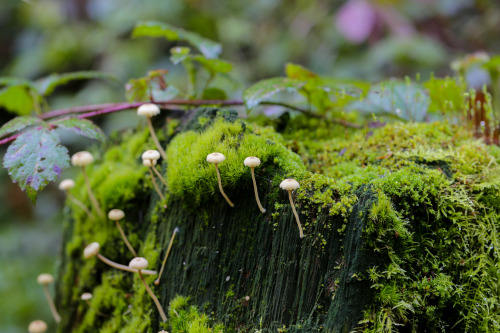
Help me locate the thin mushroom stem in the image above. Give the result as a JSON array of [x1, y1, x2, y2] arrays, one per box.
[[146, 116, 167, 160], [81, 166, 103, 217], [215, 164, 234, 207], [42, 284, 61, 323], [66, 192, 94, 218], [149, 168, 166, 201], [115, 220, 138, 257], [138, 270, 167, 322], [152, 166, 168, 186], [250, 167, 266, 213], [154, 228, 179, 285], [288, 190, 304, 238], [96, 254, 157, 275]]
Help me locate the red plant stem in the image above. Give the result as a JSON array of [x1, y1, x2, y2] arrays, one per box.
[[0, 99, 361, 146]]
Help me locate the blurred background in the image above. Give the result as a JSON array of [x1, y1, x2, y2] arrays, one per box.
[[1, 0, 500, 331]]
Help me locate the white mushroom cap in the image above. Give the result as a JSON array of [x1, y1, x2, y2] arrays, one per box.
[[137, 103, 161, 117], [129, 257, 149, 270], [84, 242, 100, 258], [142, 150, 161, 161], [59, 179, 75, 191], [71, 151, 94, 167], [280, 178, 300, 191], [28, 320, 47, 333], [244, 156, 261, 168], [37, 273, 54, 285], [81, 292, 93, 301], [108, 209, 125, 221], [206, 152, 225, 164], [158, 331, 169, 333]]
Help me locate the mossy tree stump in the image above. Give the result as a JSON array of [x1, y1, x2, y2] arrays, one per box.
[[55, 109, 500, 332]]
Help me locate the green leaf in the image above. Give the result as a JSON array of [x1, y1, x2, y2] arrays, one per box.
[[349, 80, 430, 122], [201, 88, 227, 100], [132, 21, 222, 59], [52, 118, 105, 141], [3, 128, 69, 204], [192, 56, 233, 74], [0, 116, 41, 138], [170, 46, 191, 65], [0, 77, 34, 87], [243, 77, 304, 109], [285, 63, 318, 80], [35, 71, 117, 96], [125, 78, 149, 102], [0, 85, 35, 116]]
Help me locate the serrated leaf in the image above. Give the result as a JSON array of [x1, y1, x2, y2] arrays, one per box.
[[0, 85, 35, 116], [243, 77, 304, 109], [348, 80, 430, 121], [170, 46, 191, 65], [0, 116, 41, 138], [132, 21, 222, 59], [125, 78, 149, 102], [35, 71, 117, 96], [53, 118, 105, 141], [3, 128, 69, 204], [192, 56, 233, 74]]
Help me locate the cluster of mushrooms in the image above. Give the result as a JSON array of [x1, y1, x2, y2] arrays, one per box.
[[28, 103, 303, 332]]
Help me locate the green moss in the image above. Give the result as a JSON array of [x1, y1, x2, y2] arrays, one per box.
[[58, 111, 500, 333], [165, 117, 304, 206], [168, 296, 225, 333]]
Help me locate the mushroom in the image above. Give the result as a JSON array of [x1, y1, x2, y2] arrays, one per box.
[[279, 178, 304, 238], [244, 157, 266, 213], [143, 159, 165, 201], [137, 103, 167, 160], [71, 151, 103, 217], [206, 153, 234, 207], [37, 273, 61, 323], [28, 320, 47, 333], [108, 209, 137, 257], [83, 242, 157, 275], [81, 292, 105, 317], [59, 179, 93, 217], [154, 227, 179, 285], [129, 257, 167, 322], [142, 150, 167, 186]]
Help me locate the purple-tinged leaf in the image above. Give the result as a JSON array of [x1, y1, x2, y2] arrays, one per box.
[[3, 128, 69, 204], [52, 118, 105, 141], [0, 116, 42, 138]]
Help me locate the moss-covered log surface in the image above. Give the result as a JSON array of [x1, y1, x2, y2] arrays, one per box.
[[55, 109, 500, 332]]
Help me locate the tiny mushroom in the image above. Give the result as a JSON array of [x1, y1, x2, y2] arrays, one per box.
[[244, 157, 266, 213], [141, 151, 166, 201], [108, 209, 137, 256], [28, 320, 47, 333], [137, 103, 167, 160], [83, 242, 157, 275], [279, 178, 304, 238], [81, 292, 105, 316], [59, 179, 93, 217], [142, 150, 167, 186], [129, 257, 167, 322], [155, 227, 180, 285], [206, 153, 234, 207], [37, 273, 61, 323], [71, 151, 103, 217]]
